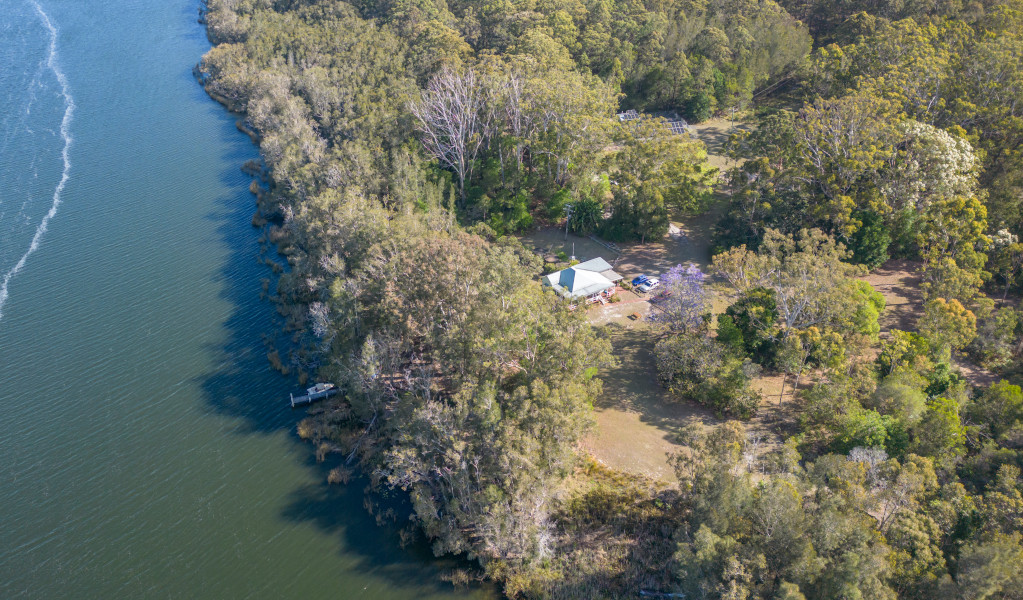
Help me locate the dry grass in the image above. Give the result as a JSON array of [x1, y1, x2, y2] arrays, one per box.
[[501, 459, 679, 599], [687, 116, 749, 171], [860, 258, 1001, 388], [579, 318, 718, 482], [861, 259, 926, 332], [556, 462, 677, 595]]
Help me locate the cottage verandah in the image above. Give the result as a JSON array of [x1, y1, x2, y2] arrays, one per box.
[[542, 257, 624, 303]]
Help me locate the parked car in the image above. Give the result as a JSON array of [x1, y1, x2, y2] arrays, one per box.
[[636, 278, 660, 293], [631, 275, 650, 286], [649, 289, 672, 303]]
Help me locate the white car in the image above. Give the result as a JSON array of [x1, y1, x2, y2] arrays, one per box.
[[636, 278, 660, 293]]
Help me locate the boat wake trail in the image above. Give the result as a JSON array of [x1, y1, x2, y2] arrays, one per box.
[[0, 1, 74, 324]]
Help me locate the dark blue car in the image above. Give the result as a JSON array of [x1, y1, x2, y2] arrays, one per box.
[[631, 275, 649, 286]]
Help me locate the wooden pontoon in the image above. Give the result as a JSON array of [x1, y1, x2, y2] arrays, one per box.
[[289, 382, 338, 407]]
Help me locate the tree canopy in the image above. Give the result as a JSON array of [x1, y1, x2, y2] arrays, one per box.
[[199, 0, 1023, 596]]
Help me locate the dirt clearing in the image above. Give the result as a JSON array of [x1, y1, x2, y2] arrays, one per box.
[[580, 305, 718, 481], [687, 117, 748, 171], [861, 258, 1000, 388], [861, 259, 926, 332], [523, 207, 788, 481]]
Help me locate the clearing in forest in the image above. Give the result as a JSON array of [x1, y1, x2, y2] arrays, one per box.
[[687, 116, 748, 171], [862, 258, 1000, 388], [518, 118, 806, 482], [522, 204, 793, 481]]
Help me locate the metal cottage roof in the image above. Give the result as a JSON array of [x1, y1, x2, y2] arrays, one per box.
[[544, 265, 615, 298], [574, 257, 614, 273]]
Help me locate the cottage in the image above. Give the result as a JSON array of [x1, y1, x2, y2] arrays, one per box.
[[543, 257, 624, 303]]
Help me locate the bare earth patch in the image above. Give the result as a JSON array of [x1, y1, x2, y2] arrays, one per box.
[[861, 259, 925, 332], [579, 303, 718, 481], [519, 205, 720, 278], [861, 258, 999, 388]]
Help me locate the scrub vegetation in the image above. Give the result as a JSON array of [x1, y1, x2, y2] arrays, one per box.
[[199, 0, 1023, 597]]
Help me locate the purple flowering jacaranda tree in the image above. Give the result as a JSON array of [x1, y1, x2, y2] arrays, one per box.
[[650, 263, 710, 332]]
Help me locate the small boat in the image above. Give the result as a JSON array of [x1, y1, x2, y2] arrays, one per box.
[[289, 382, 338, 407]]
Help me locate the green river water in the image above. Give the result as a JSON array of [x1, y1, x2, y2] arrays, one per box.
[[0, 1, 492, 597]]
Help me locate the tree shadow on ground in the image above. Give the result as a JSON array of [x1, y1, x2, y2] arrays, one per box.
[[863, 258, 926, 332], [748, 373, 805, 451], [615, 204, 722, 276], [582, 323, 719, 480], [596, 325, 717, 429], [691, 126, 733, 155]]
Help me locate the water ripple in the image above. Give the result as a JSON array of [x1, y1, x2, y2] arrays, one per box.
[[0, 1, 74, 324]]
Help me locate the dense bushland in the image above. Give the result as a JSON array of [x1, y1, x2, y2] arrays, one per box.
[[200, 0, 1023, 597]]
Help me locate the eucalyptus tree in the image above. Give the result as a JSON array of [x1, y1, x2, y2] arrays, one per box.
[[411, 66, 492, 203]]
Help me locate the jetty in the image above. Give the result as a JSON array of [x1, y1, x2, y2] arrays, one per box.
[[290, 382, 338, 407]]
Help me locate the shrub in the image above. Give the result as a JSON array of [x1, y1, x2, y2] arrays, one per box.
[[924, 362, 965, 398], [486, 191, 534, 235], [849, 210, 891, 269], [831, 409, 907, 457], [867, 373, 928, 425], [547, 187, 572, 220], [569, 194, 605, 235], [967, 380, 1023, 439], [716, 313, 745, 353], [655, 333, 762, 418], [911, 396, 966, 460], [877, 329, 932, 376], [967, 307, 1021, 370], [721, 287, 780, 364]]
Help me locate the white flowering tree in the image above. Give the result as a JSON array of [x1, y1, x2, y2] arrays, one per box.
[[883, 120, 980, 210]]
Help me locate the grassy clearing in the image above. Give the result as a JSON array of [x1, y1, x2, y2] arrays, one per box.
[[579, 316, 718, 482], [687, 116, 749, 171]]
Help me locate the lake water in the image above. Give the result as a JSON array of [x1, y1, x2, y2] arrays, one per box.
[[0, 1, 491, 597]]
